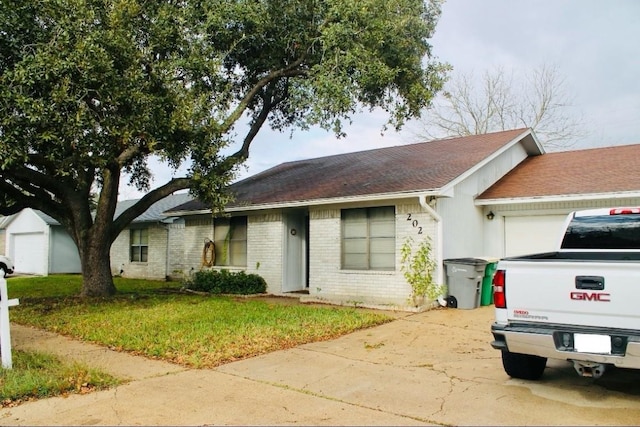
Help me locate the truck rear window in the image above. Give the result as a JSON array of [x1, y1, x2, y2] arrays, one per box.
[[561, 215, 640, 249]]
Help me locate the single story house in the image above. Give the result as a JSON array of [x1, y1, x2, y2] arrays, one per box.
[[163, 128, 640, 310], [164, 128, 542, 309]]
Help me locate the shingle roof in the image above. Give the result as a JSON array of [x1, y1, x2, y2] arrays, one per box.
[[115, 193, 193, 222], [478, 143, 640, 200], [7, 193, 194, 228], [169, 128, 533, 213], [34, 210, 60, 225]]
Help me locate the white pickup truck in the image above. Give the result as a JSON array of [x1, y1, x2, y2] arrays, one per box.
[[491, 207, 640, 380]]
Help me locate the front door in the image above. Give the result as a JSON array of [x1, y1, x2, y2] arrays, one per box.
[[282, 212, 308, 292]]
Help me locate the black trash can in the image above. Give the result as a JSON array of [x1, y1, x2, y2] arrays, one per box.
[[443, 258, 488, 309]]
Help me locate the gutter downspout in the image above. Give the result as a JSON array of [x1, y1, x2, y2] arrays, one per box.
[[418, 195, 447, 307]]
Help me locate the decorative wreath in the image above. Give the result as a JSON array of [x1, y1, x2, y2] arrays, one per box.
[[202, 240, 215, 267]]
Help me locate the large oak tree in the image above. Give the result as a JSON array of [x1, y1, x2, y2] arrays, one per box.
[[0, 0, 448, 296]]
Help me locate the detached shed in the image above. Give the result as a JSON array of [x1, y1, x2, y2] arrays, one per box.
[[4, 208, 81, 275]]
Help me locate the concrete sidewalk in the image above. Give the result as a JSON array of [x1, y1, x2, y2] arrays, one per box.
[[2, 306, 640, 426]]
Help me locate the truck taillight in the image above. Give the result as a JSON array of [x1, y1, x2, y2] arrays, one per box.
[[610, 207, 640, 215], [493, 269, 506, 308]]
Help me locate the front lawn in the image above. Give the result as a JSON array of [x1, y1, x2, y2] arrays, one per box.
[[0, 350, 120, 407], [7, 275, 392, 368]]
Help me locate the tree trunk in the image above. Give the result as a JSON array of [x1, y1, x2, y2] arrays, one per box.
[[78, 234, 116, 297]]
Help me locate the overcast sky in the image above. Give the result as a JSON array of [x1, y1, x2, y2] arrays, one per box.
[[120, 0, 640, 199]]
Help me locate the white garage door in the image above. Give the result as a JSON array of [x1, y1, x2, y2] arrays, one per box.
[[505, 215, 567, 256], [13, 233, 47, 275]]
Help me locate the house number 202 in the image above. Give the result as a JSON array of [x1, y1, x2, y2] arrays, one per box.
[[406, 214, 423, 234]]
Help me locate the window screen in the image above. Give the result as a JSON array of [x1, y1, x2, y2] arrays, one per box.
[[342, 206, 395, 270], [214, 216, 248, 266], [130, 228, 148, 262]]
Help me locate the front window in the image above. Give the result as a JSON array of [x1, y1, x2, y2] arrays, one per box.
[[130, 228, 148, 262], [342, 206, 395, 270], [214, 216, 247, 267]]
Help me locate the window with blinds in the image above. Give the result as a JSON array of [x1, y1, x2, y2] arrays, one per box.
[[342, 206, 395, 270], [214, 216, 248, 267]]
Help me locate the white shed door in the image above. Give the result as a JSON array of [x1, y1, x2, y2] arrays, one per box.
[[14, 232, 47, 275], [504, 215, 566, 256]]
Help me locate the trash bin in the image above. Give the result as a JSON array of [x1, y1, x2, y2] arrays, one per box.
[[480, 260, 499, 306], [443, 258, 488, 309]]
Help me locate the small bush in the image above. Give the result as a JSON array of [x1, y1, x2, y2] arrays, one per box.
[[183, 269, 267, 294]]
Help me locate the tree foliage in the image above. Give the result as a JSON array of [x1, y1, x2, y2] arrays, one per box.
[[415, 64, 583, 150], [0, 0, 448, 296]]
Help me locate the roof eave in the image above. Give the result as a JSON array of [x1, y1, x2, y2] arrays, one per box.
[[168, 189, 450, 216], [475, 190, 640, 206], [227, 190, 448, 212]]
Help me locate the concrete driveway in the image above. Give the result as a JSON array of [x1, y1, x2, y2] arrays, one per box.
[[2, 306, 640, 425]]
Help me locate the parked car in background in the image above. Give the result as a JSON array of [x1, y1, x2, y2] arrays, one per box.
[[0, 255, 14, 277]]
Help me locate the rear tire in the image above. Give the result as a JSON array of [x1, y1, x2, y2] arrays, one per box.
[[501, 350, 547, 380]]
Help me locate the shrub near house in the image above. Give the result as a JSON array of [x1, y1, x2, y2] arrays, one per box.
[[183, 270, 267, 294]]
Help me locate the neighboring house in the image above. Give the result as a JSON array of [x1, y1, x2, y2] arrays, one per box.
[[2, 193, 193, 278], [477, 143, 640, 256], [110, 193, 193, 280], [165, 128, 544, 309], [3, 209, 82, 275]]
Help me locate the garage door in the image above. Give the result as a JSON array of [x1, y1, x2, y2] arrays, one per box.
[[504, 215, 567, 256], [13, 232, 47, 275]]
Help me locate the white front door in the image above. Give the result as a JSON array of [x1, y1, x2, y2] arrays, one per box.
[[282, 213, 307, 292]]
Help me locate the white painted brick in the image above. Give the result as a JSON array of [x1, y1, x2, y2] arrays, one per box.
[[109, 202, 441, 310]]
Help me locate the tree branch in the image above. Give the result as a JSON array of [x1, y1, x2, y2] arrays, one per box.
[[111, 176, 192, 237], [0, 177, 67, 220], [218, 57, 306, 135], [228, 80, 289, 163]]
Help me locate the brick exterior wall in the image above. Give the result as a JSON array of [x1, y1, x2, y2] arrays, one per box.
[[179, 216, 214, 278], [244, 213, 283, 294], [110, 203, 440, 310], [111, 222, 171, 280], [307, 203, 438, 309]]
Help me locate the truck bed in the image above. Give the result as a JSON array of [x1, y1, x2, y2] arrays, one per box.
[[499, 255, 640, 330], [503, 251, 640, 262]]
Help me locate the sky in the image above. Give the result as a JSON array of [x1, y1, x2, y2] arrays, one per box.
[[119, 0, 640, 199]]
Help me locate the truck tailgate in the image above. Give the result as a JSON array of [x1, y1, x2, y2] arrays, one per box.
[[503, 259, 640, 330]]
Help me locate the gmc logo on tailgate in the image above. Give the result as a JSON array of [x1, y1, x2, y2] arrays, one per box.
[[570, 291, 610, 302]]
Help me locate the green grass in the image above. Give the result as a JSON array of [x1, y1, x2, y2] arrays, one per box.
[[0, 350, 120, 407], [7, 274, 176, 299], [7, 275, 392, 368]]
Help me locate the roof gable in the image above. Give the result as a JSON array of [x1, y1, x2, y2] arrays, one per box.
[[170, 128, 534, 213], [478, 143, 640, 201]]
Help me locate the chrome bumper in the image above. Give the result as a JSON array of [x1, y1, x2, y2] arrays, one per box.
[[491, 322, 640, 370]]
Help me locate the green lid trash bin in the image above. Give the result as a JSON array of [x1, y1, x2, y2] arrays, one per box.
[[443, 258, 488, 309], [481, 261, 499, 306]]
